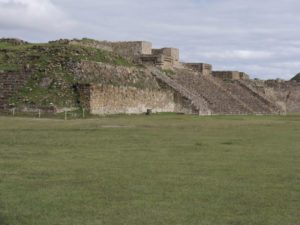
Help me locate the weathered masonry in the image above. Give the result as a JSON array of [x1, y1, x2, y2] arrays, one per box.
[[0, 72, 29, 109], [75, 61, 198, 115], [70, 40, 181, 70], [184, 63, 213, 76], [78, 84, 196, 115], [1, 38, 299, 115], [212, 71, 250, 80]]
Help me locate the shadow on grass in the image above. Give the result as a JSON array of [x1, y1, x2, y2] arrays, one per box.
[[221, 141, 234, 145], [0, 214, 8, 225], [0, 201, 9, 225]]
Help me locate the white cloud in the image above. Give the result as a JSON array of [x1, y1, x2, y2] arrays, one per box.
[[197, 50, 273, 60], [0, 0, 77, 32]]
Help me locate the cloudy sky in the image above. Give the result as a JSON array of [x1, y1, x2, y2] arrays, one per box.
[[0, 0, 299, 79]]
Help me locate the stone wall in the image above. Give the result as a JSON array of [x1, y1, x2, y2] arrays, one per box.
[[0, 72, 29, 109], [239, 72, 250, 80], [70, 40, 152, 61], [75, 62, 196, 115], [258, 81, 300, 113], [78, 84, 194, 115], [152, 48, 181, 69], [77, 84, 91, 110], [141, 54, 174, 70], [212, 71, 241, 80], [109, 41, 152, 61], [212, 71, 249, 80], [184, 63, 212, 76], [71, 39, 181, 69], [152, 48, 179, 62]]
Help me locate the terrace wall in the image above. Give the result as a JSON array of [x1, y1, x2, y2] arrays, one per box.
[[78, 84, 194, 115]]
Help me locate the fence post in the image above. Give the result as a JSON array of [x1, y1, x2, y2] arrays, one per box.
[[82, 108, 85, 119], [12, 108, 15, 117], [38, 109, 41, 119], [64, 110, 67, 120]]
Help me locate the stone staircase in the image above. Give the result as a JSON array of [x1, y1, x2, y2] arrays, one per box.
[[172, 69, 254, 115], [150, 68, 211, 115], [236, 80, 284, 114], [203, 75, 283, 114], [202, 75, 255, 114], [222, 81, 273, 114], [150, 67, 284, 115]]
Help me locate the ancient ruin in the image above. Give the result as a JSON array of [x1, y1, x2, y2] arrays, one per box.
[[212, 71, 250, 80], [0, 38, 299, 115]]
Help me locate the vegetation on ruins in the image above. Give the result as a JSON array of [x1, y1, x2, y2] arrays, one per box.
[[1, 38, 299, 115], [0, 38, 134, 108], [291, 73, 300, 82], [0, 114, 299, 225]]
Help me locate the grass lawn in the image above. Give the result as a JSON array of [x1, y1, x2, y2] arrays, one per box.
[[0, 114, 299, 225]]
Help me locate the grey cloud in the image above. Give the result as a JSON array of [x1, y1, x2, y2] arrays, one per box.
[[0, 0, 299, 79]]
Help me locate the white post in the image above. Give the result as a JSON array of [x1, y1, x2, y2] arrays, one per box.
[[38, 109, 41, 118], [12, 108, 15, 117], [82, 108, 85, 119], [64, 111, 67, 120]]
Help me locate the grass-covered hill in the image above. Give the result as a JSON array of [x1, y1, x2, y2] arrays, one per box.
[[291, 73, 300, 82], [0, 38, 137, 108]]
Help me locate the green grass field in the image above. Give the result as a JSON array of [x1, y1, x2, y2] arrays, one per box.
[[0, 114, 299, 225]]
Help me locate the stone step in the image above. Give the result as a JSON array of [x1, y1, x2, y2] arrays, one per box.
[[150, 68, 211, 115]]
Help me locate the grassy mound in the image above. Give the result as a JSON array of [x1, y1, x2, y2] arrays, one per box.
[[0, 39, 134, 108]]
